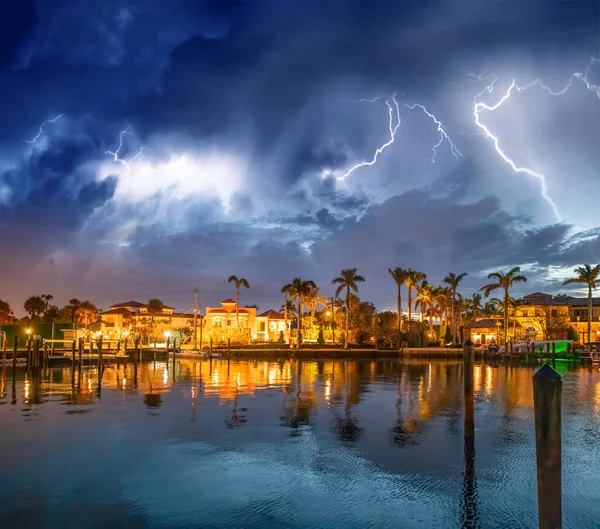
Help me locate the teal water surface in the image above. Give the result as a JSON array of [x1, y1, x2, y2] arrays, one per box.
[[0, 358, 599, 528]]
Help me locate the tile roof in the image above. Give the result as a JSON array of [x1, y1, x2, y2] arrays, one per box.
[[258, 309, 284, 319], [110, 301, 146, 308], [221, 298, 237, 304], [208, 308, 229, 314], [521, 294, 600, 306], [100, 308, 134, 316], [465, 318, 522, 329]]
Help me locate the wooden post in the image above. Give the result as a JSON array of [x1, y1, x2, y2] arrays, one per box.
[[97, 338, 103, 369], [227, 338, 231, 356], [78, 338, 83, 378], [463, 339, 475, 439], [51, 341, 56, 356], [2, 336, 6, 360], [210, 338, 213, 354], [71, 340, 76, 382], [12, 336, 18, 377], [134, 337, 140, 364], [551, 342, 556, 367], [533, 364, 562, 529], [26, 339, 31, 371]]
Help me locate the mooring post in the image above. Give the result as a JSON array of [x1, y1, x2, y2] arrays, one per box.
[[551, 342, 556, 367], [134, 336, 140, 364], [97, 338, 103, 369], [51, 341, 55, 356], [210, 338, 213, 354], [78, 338, 83, 379], [533, 364, 562, 529], [12, 336, 18, 377], [227, 338, 231, 356], [26, 339, 32, 372], [2, 336, 6, 360], [71, 340, 76, 383], [463, 339, 475, 439]]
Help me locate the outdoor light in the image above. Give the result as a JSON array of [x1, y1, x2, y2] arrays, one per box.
[[26, 328, 31, 335], [164, 331, 171, 338]]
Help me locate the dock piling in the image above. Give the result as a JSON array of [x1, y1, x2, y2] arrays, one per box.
[[533, 364, 562, 529], [463, 339, 475, 439], [12, 336, 18, 377], [71, 340, 76, 384]]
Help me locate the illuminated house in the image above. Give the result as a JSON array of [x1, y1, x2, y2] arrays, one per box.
[[99, 301, 192, 339], [202, 300, 289, 344], [466, 292, 600, 344]]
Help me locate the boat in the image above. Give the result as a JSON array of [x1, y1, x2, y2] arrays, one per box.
[[175, 349, 222, 359]]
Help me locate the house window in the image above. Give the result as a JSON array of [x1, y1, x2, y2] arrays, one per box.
[[259, 322, 266, 332], [522, 310, 528, 317], [227, 320, 232, 327], [213, 318, 223, 328], [551, 309, 557, 317]]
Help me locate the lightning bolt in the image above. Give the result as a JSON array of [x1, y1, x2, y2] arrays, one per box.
[[472, 57, 600, 222], [338, 94, 400, 181], [25, 114, 63, 144], [404, 103, 462, 162], [106, 127, 148, 172]]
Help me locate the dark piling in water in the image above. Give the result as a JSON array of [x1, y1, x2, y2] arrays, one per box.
[[12, 336, 18, 377], [533, 364, 562, 529], [463, 339, 475, 439]]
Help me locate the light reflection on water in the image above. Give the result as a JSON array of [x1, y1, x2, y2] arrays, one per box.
[[0, 358, 599, 528]]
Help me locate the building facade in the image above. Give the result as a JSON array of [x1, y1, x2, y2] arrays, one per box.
[[465, 292, 600, 344]]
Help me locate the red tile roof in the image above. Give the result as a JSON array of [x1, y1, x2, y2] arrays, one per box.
[[208, 308, 229, 314], [221, 298, 237, 304], [110, 301, 146, 308], [258, 309, 284, 319], [100, 308, 134, 316]]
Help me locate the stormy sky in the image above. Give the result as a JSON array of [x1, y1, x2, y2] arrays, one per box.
[[1, 1, 600, 315]]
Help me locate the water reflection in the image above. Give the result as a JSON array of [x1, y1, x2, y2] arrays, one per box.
[[2, 359, 600, 527]]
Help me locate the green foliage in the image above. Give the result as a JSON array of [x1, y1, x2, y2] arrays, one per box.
[[317, 328, 325, 345], [444, 326, 452, 344], [172, 327, 192, 344], [147, 298, 164, 312], [24, 296, 46, 319], [0, 299, 14, 323], [567, 326, 578, 342]]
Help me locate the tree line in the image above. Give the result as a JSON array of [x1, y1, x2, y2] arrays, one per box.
[[1, 264, 598, 347]]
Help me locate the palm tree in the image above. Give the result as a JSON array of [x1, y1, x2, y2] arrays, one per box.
[[563, 264, 600, 344], [415, 282, 436, 333], [406, 269, 427, 324], [228, 275, 250, 327], [283, 278, 316, 350], [443, 272, 467, 345], [388, 267, 409, 340], [480, 267, 527, 345], [434, 286, 450, 329], [332, 268, 365, 349], [304, 285, 327, 340], [69, 298, 82, 330], [24, 296, 45, 320], [41, 294, 54, 312], [468, 293, 483, 319], [281, 283, 296, 345]]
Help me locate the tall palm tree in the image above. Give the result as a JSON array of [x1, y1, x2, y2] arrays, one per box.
[[332, 268, 365, 349], [281, 283, 296, 344], [434, 286, 450, 327], [563, 264, 600, 344], [283, 278, 316, 350], [228, 275, 250, 327], [443, 272, 467, 345], [388, 267, 409, 340], [480, 267, 527, 345], [304, 285, 327, 340], [41, 294, 54, 312], [415, 282, 436, 333], [405, 269, 427, 324]]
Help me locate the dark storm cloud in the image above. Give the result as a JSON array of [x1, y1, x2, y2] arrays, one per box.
[[1, 0, 599, 313]]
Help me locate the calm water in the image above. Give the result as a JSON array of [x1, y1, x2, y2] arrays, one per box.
[[1, 358, 599, 528]]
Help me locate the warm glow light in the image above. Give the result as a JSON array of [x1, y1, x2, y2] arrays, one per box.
[[164, 331, 171, 338], [26, 328, 31, 334]]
